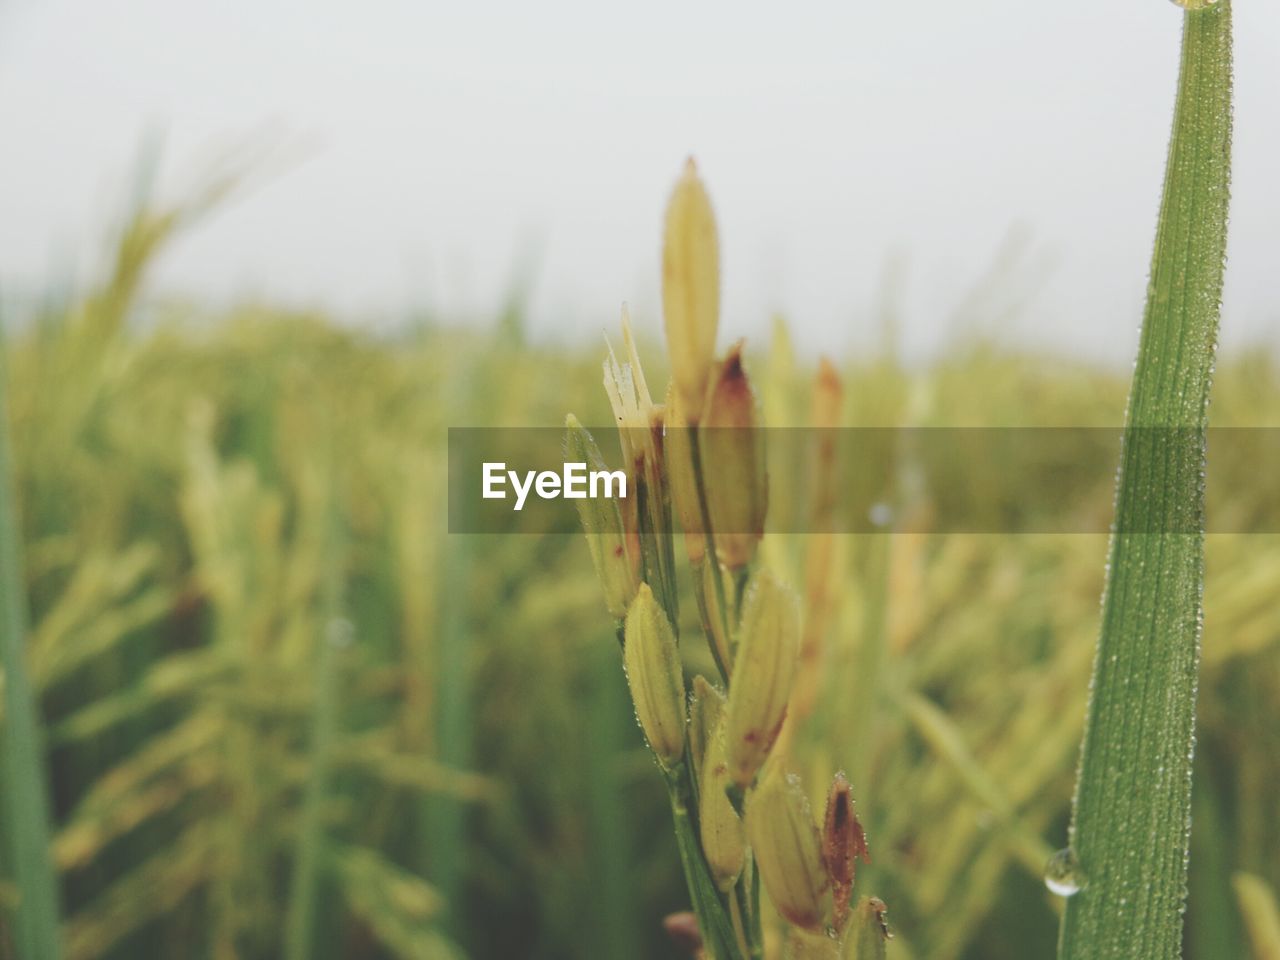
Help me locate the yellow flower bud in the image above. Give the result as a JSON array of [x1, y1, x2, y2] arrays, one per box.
[[623, 584, 686, 768], [662, 158, 720, 420], [663, 382, 705, 565], [745, 770, 832, 933], [700, 342, 766, 569], [564, 415, 638, 618], [725, 571, 798, 786], [699, 716, 746, 889]]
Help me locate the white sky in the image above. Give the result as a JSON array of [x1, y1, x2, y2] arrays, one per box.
[[1, 0, 1277, 364]]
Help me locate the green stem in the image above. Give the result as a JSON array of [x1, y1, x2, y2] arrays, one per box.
[[734, 868, 764, 960], [0, 337, 63, 959], [749, 858, 763, 953], [731, 567, 748, 622], [847, 534, 890, 797], [1059, 5, 1232, 959], [667, 762, 744, 960], [585, 639, 642, 960], [728, 884, 750, 958], [284, 487, 348, 960], [636, 474, 679, 627], [424, 528, 473, 930]]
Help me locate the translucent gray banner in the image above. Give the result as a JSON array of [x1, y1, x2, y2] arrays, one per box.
[[447, 427, 1280, 534]]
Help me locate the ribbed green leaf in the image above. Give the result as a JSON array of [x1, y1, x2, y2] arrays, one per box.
[[1059, 5, 1232, 959]]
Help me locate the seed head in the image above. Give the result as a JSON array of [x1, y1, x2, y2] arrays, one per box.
[[623, 584, 686, 768], [745, 770, 832, 933], [724, 571, 798, 786], [699, 716, 746, 889], [688, 675, 726, 783], [604, 305, 657, 472], [700, 342, 766, 569], [662, 158, 720, 421]]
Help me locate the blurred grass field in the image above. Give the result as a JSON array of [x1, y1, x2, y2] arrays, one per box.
[[2, 194, 1279, 960]]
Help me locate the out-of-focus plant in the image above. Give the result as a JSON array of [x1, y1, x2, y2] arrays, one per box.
[[1, 151, 1277, 960], [1, 298, 64, 960]]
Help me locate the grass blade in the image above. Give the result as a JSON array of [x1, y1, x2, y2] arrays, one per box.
[[583, 639, 641, 960], [1058, 5, 1232, 959], [0, 340, 64, 958], [1188, 758, 1246, 959], [284, 497, 349, 960], [422, 528, 472, 934]]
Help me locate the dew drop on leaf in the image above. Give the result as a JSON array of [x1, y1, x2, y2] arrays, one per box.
[[1045, 848, 1087, 898]]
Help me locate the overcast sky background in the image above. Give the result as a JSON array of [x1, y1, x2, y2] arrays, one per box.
[[1, 0, 1276, 364]]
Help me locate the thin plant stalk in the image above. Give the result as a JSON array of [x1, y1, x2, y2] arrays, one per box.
[[284, 492, 349, 960], [423, 555, 471, 919], [0, 339, 64, 960], [583, 638, 641, 960], [667, 761, 744, 960], [424, 366, 482, 937], [1059, 4, 1232, 958]]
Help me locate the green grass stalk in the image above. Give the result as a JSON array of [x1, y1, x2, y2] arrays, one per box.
[[1189, 759, 1245, 960], [284, 500, 349, 960], [583, 638, 641, 960], [423, 495, 473, 935], [666, 760, 745, 960], [1059, 4, 1232, 958], [0, 340, 64, 959]]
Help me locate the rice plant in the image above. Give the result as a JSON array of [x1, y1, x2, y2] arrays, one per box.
[[566, 161, 892, 959]]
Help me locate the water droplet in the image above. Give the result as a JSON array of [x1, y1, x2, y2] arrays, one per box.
[[1045, 848, 1086, 898], [1169, 0, 1219, 8], [868, 502, 894, 527]]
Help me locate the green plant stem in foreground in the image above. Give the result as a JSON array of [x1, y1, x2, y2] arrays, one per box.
[[667, 761, 745, 960], [1060, 5, 1232, 960], [0, 347, 64, 959]]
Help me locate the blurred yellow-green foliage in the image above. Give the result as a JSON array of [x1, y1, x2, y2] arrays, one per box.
[[1, 196, 1279, 960]]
